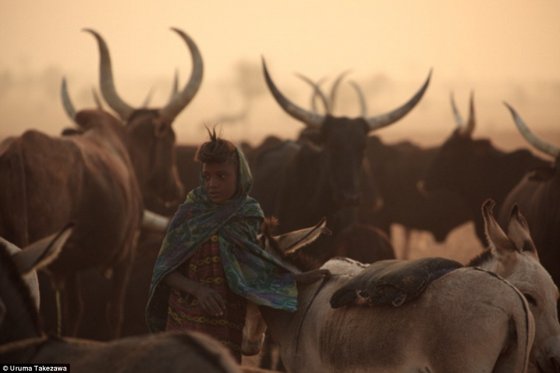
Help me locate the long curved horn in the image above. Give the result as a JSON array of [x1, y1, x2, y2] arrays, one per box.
[[141, 87, 154, 108], [295, 73, 330, 114], [83, 28, 135, 121], [311, 77, 327, 114], [348, 80, 368, 117], [458, 92, 476, 137], [60, 78, 76, 120], [329, 70, 351, 114], [365, 69, 432, 132], [262, 58, 325, 129], [159, 28, 204, 122], [450, 92, 464, 128], [168, 68, 180, 104], [92, 88, 104, 110], [504, 103, 560, 157], [142, 210, 170, 232]]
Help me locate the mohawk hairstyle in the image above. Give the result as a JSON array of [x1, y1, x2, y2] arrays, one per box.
[[195, 126, 239, 167]]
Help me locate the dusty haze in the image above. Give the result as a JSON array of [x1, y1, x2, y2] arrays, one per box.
[[1, 0, 559, 152]]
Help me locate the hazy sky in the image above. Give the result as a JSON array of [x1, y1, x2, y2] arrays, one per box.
[[1, 0, 559, 149]]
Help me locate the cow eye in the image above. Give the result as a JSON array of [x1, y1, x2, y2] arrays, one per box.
[[523, 293, 538, 307]]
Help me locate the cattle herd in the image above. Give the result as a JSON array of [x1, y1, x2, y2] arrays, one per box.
[[0, 29, 559, 372]]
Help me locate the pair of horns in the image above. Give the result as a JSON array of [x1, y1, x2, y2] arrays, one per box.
[[85, 28, 203, 122], [60, 79, 105, 120], [451, 93, 559, 158], [450, 92, 476, 137], [297, 71, 368, 117], [262, 58, 431, 132]]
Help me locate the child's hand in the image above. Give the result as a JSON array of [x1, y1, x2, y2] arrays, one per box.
[[194, 286, 226, 317]]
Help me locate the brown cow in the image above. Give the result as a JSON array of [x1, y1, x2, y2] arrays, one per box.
[[420, 93, 550, 244], [294, 75, 471, 256], [33, 28, 202, 339], [251, 59, 431, 236], [244, 200, 560, 372], [0, 233, 242, 373], [0, 102, 145, 337], [499, 104, 560, 311], [86, 27, 204, 212]]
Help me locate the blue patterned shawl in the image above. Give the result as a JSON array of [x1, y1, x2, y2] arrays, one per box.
[[145, 148, 298, 332]]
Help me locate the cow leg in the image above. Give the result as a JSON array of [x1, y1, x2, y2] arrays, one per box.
[[65, 273, 83, 336], [38, 272, 59, 335], [401, 227, 412, 259], [48, 273, 81, 336], [106, 253, 134, 339]]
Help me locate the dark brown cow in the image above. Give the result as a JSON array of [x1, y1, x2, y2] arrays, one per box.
[[34, 28, 203, 339], [499, 104, 560, 307], [297, 76, 471, 251], [364, 137, 471, 245], [421, 93, 550, 243], [331, 223, 395, 263], [0, 106, 143, 337], [86, 27, 204, 212], [251, 59, 431, 237]]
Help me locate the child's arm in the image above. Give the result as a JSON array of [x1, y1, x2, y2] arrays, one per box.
[[164, 271, 226, 316]]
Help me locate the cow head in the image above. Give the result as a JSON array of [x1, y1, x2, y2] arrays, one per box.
[[86, 28, 204, 211], [263, 59, 431, 211], [421, 92, 481, 193], [61, 78, 133, 156]]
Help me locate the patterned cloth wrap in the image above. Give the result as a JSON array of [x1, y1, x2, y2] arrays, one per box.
[[145, 147, 298, 333], [166, 235, 248, 358]]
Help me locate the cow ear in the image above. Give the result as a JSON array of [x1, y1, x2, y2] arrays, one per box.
[[507, 205, 538, 256], [273, 218, 331, 255], [482, 199, 515, 255], [11, 224, 73, 275]]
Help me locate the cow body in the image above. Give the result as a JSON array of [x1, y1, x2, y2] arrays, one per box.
[[33, 28, 202, 339], [300, 75, 471, 246], [0, 111, 143, 336], [364, 136, 471, 243], [252, 61, 430, 239], [421, 111, 548, 243]]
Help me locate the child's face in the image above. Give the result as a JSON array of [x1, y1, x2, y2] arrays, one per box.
[[202, 161, 238, 204]]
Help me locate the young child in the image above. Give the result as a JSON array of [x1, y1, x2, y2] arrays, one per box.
[[145, 130, 297, 361]]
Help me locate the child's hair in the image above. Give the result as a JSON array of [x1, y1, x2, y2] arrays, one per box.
[[195, 127, 239, 167]]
